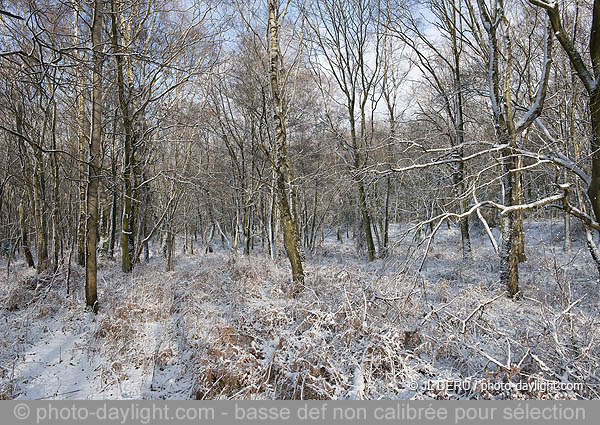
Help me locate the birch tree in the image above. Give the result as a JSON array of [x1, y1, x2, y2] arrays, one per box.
[[267, 0, 305, 283]]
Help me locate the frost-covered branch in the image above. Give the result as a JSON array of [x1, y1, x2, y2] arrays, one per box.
[[527, 0, 596, 92], [514, 17, 553, 134]]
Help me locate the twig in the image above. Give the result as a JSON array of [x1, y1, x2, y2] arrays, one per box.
[[472, 344, 510, 372], [461, 292, 506, 334]]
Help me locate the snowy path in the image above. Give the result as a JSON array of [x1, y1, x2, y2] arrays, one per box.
[[14, 324, 97, 400], [3, 275, 194, 400], [10, 314, 179, 399]]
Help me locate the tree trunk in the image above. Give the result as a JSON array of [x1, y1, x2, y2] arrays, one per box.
[[383, 175, 391, 254], [268, 0, 304, 283], [77, 147, 87, 266], [358, 182, 376, 261], [350, 108, 376, 261], [165, 229, 174, 272], [85, 0, 104, 312], [75, 6, 87, 268], [111, 0, 135, 273], [499, 143, 520, 298], [451, 7, 472, 260], [51, 101, 61, 272], [589, 91, 600, 222], [33, 155, 49, 273], [19, 199, 35, 268]]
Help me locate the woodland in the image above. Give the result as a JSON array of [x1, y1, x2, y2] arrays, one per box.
[[0, 0, 599, 400]]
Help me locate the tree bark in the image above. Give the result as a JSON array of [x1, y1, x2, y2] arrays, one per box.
[[19, 199, 35, 268], [268, 0, 305, 283], [110, 0, 134, 273], [75, 6, 87, 267], [85, 0, 104, 312], [51, 100, 61, 271], [451, 11, 472, 260]]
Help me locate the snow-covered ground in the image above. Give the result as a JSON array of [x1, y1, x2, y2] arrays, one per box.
[[0, 221, 598, 400]]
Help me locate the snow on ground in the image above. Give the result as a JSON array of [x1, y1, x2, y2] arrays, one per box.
[[0, 220, 599, 400]]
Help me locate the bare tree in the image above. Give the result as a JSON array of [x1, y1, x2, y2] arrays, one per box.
[[267, 0, 306, 283], [392, 0, 476, 259], [474, 0, 553, 296], [85, 0, 104, 312], [306, 0, 384, 261]]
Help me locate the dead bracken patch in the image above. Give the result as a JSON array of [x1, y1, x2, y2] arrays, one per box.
[[1, 224, 599, 400]]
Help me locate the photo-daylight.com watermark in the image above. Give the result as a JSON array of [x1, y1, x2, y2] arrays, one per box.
[[10, 401, 589, 425], [413, 378, 585, 393], [14, 402, 216, 424]]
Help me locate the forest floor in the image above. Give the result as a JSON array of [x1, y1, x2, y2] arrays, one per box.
[[0, 221, 599, 400]]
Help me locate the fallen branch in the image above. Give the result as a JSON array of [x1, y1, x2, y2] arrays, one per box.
[[461, 292, 507, 334]]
